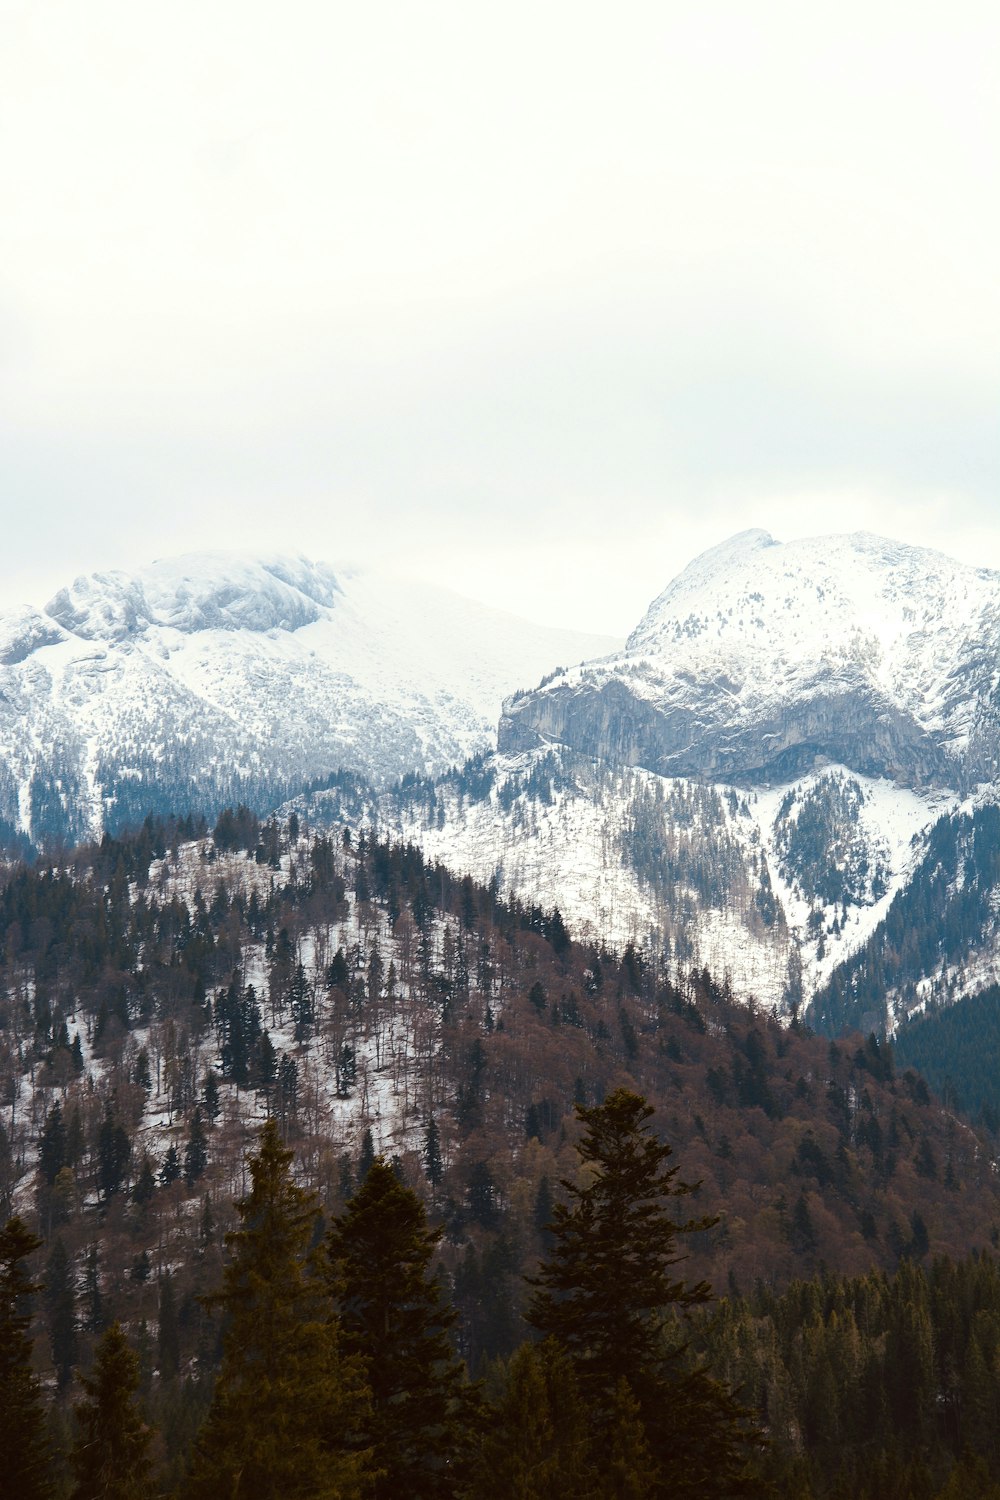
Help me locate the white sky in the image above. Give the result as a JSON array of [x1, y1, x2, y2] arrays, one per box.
[[1, 0, 998, 634]]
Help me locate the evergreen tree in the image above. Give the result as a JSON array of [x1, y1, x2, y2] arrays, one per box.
[[183, 1108, 208, 1188], [133, 1156, 156, 1208], [45, 1234, 77, 1389], [357, 1126, 376, 1185], [39, 1102, 67, 1185], [528, 1088, 763, 1497], [423, 1115, 443, 1195], [0, 1218, 51, 1500], [82, 1244, 103, 1334], [159, 1145, 181, 1187], [327, 1156, 479, 1499], [96, 1104, 131, 1201], [203, 1069, 221, 1122], [185, 1119, 372, 1500], [69, 1320, 152, 1500], [471, 1338, 599, 1499], [157, 1275, 179, 1381]]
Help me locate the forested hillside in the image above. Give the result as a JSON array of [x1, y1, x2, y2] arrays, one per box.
[[3, 814, 1000, 1493], [811, 805, 1000, 1036]]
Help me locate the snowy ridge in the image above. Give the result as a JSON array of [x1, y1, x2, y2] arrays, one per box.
[[0, 551, 620, 848], [296, 747, 953, 1013], [500, 530, 1000, 787]]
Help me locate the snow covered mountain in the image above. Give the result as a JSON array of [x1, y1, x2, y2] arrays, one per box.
[[295, 530, 1000, 1029], [8, 529, 1000, 1037], [500, 529, 1000, 788], [0, 551, 619, 850]]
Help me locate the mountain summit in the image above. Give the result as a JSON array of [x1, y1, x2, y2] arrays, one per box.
[[500, 530, 1000, 788], [0, 551, 619, 850]]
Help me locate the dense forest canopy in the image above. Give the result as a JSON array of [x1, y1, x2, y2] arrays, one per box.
[[0, 810, 998, 1495]]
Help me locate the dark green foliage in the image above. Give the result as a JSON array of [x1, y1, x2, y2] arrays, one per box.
[[423, 1114, 443, 1193], [157, 1276, 179, 1381], [357, 1126, 376, 1184], [45, 1235, 77, 1388], [159, 1146, 181, 1187], [7, 816, 1000, 1494], [775, 773, 886, 909], [185, 1119, 372, 1500], [39, 1103, 67, 1186], [96, 1104, 131, 1201], [212, 805, 260, 854], [82, 1245, 103, 1334], [529, 1088, 713, 1404], [328, 1157, 478, 1499], [698, 1250, 1000, 1495], [69, 1321, 152, 1500], [812, 805, 1000, 1035], [0, 1218, 51, 1500], [183, 1108, 207, 1188], [529, 1089, 763, 1497], [202, 1069, 220, 1120], [895, 984, 1000, 1124], [133, 1156, 156, 1207], [471, 1339, 601, 1498]]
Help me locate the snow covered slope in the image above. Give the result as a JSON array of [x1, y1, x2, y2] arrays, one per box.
[[500, 530, 1000, 788], [0, 552, 619, 849], [321, 528, 1000, 1021], [317, 747, 951, 1013]]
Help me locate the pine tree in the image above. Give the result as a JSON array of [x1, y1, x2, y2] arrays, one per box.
[[184, 1119, 372, 1500], [327, 1156, 479, 1499], [133, 1156, 156, 1208], [203, 1069, 221, 1121], [69, 1321, 152, 1500], [39, 1102, 67, 1185], [423, 1115, 443, 1195], [96, 1104, 130, 1201], [528, 1088, 763, 1497], [0, 1218, 52, 1500], [82, 1244, 103, 1334], [45, 1234, 77, 1388], [183, 1108, 208, 1188], [471, 1339, 599, 1499], [157, 1275, 179, 1381], [159, 1145, 181, 1187], [357, 1126, 376, 1184]]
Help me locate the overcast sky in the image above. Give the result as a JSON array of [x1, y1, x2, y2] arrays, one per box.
[[1, 0, 997, 634]]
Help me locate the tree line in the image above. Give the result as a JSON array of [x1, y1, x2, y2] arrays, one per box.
[[3, 1091, 765, 1499]]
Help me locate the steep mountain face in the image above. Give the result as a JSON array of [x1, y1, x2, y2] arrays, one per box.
[[0, 552, 618, 851], [384, 529, 991, 1029], [290, 531, 991, 1028], [499, 529, 1000, 789], [304, 748, 947, 1015]]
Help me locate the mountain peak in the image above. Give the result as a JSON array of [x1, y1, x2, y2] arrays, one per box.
[[502, 528, 1000, 789], [43, 550, 343, 640]]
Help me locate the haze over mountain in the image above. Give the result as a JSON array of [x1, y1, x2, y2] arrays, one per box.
[[5, 530, 1000, 1039], [0, 550, 619, 849]]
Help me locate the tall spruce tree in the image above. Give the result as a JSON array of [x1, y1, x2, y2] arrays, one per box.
[[45, 1234, 77, 1389], [184, 1119, 371, 1500], [327, 1156, 479, 1499], [528, 1088, 763, 1498], [0, 1217, 52, 1500], [69, 1320, 152, 1500], [470, 1338, 599, 1499]]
